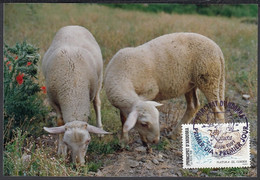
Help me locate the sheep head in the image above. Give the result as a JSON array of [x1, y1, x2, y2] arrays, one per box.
[[123, 101, 162, 145], [44, 121, 111, 164]]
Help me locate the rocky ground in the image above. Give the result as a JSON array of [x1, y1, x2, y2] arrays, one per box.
[[95, 130, 257, 177], [95, 94, 257, 177], [38, 94, 257, 177]]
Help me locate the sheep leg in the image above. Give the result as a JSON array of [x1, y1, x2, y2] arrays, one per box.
[[169, 88, 200, 140], [120, 111, 129, 148], [50, 101, 67, 156], [57, 117, 67, 156], [56, 115, 67, 156], [93, 91, 102, 129], [200, 87, 225, 123], [57, 133, 67, 156], [93, 80, 103, 138], [219, 70, 225, 113]]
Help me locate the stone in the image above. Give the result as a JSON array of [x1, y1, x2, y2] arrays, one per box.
[[158, 158, 164, 162], [96, 170, 103, 176], [152, 159, 159, 165], [144, 163, 152, 170], [176, 171, 182, 177], [242, 94, 250, 100], [191, 169, 198, 174], [160, 153, 169, 158], [140, 157, 146, 162], [129, 160, 139, 168], [88, 172, 96, 176], [135, 139, 142, 144], [21, 153, 31, 164], [201, 173, 209, 177], [210, 171, 219, 175], [147, 172, 154, 176], [135, 146, 146, 152]]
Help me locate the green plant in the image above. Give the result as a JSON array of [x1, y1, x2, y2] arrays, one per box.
[[88, 136, 121, 155], [222, 168, 249, 177], [4, 42, 48, 143], [4, 129, 27, 176], [87, 161, 102, 172], [200, 168, 211, 175], [151, 137, 170, 151]]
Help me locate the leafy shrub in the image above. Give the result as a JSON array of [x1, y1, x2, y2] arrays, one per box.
[[4, 42, 48, 143]]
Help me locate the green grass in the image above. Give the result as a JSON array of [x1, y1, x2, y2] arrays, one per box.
[[88, 136, 121, 155], [151, 137, 170, 151], [104, 4, 258, 18], [3, 129, 115, 176], [3, 3, 257, 177], [197, 167, 249, 177], [221, 167, 249, 177]]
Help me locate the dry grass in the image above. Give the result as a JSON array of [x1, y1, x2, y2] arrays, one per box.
[[4, 4, 257, 95]]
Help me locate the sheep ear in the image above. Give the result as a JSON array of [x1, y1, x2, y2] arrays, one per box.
[[123, 110, 138, 133], [87, 124, 112, 134], [44, 126, 65, 134], [146, 101, 163, 107]]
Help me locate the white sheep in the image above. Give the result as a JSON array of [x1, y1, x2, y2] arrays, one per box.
[[42, 25, 110, 164], [104, 32, 225, 147]]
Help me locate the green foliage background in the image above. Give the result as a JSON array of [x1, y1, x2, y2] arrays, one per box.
[[104, 4, 257, 18]]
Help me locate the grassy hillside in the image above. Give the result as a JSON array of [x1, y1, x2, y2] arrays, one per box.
[[104, 4, 258, 18], [4, 3, 257, 177]]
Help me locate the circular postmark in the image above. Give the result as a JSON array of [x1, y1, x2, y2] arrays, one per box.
[[192, 100, 249, 157]]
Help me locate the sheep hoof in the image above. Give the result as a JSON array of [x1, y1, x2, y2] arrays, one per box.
[[119, 141, 127, 149], [97, 134, 104, 138], [146, 146, 153, 154], [119, 138, 129, 149], [58, 144, 67, 156]]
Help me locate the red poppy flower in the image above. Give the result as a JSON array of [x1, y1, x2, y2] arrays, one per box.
[[27, 62, 32, 66], [41, 86, 47, 94], [6, 61, 12, 71], [15, 56, 18, 60], [16, 73, 24, 85]]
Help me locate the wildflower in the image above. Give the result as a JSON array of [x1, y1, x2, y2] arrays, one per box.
[[41, 86, 47, 94], [16, 73, 24, 85], [4, 57, 7, 61], [15, 56, 18, 60], [26, 62, 32, 66], [6, 61, 12, 71]]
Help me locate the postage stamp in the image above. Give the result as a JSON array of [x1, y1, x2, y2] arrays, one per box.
[[182, 123, 250, 168], [182, 101, 251, 169]]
